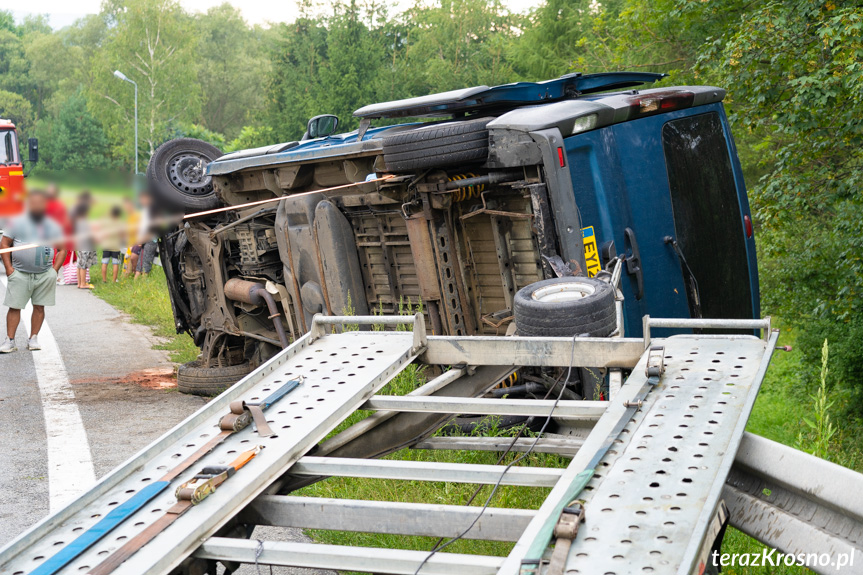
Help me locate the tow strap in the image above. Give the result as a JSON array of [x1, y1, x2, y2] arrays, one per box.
[[88, 447, 262, 575], [520, 347, 665, 575], [31, 377, 303, 575]]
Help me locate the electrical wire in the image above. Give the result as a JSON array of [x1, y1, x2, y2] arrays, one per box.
[[413, 333, 582, 575], [426, 369, 565, 552]]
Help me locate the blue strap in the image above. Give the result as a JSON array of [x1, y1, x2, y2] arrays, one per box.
[[257, 378, 302, 410], [31, 481, 169, 575]]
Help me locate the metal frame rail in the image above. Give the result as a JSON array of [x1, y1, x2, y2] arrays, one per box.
[[6, 315, 857, 575]]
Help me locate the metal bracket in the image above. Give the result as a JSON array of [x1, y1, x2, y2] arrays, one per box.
[[646, 345, 666, 378]]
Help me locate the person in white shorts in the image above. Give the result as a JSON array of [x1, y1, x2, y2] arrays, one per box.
[[1, 190, 67, 353]]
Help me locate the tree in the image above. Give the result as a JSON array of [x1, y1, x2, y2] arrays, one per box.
[[88, 0, 202, 166], [0, 27, 31, 98], [0, 89, 33, 133], [398, 0, 518, 94], [195, 4, 269, 139], [37, 90, 111, 170], [707, 1, 863, 389], [26, 32, 84, 118], [265, 15, 329, 140], [317, 0, 390, 130]]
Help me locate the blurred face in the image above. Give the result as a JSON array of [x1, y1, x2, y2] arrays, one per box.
[[47, 184, 59, 200], [28, 193, 48, 218]]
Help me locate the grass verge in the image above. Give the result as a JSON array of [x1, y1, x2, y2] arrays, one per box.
[[87, 266, 198, 364]]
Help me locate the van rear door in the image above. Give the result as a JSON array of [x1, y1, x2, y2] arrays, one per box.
[[564, 103, 758, 336]]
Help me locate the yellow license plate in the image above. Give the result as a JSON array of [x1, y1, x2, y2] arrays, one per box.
[[582, 226, 601, 277]]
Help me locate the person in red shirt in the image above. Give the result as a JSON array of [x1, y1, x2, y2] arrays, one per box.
[[45, 184, 75, 284]]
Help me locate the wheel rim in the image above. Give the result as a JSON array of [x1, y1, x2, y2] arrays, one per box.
[[531, 281, 596, 303], [167, 152, 214, 197]]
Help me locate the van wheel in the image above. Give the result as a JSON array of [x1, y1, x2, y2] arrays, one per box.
[[147, 138, 223, 214], [177, 360, 253, 396], [514, 277, 617, 338], [381, 117, 492, 172]]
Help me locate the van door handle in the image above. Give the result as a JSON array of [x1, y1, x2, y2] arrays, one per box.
[[623, 227, 644, 300]]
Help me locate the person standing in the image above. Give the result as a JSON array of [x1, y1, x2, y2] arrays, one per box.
[[1, 190, 67, 353], [123, 196, 140, 277], [100, 206, 124, 283], [45, 183, 74, 285], [133, 191, 157, 279], [71, 203, 97, 289]]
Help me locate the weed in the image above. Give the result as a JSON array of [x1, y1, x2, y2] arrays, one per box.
[[797, 339, 837, 461]]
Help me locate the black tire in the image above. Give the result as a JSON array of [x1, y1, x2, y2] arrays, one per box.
[[381, 117, 492, 172], [177, 360, 253, 396], [514, 277, 617, 338], [147, 138, 223, 214]]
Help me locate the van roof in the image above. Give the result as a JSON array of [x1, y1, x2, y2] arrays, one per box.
[[209, 82, 726, 176], [353, 72, 666, 119]]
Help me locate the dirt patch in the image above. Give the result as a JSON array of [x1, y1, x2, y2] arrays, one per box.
[[70, 367, 177, 390]]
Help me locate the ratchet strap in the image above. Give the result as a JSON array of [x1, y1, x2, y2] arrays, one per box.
[[546, 503, 585, 575], [88, 448, 261, 575], [32, 377, 302, 575], [520, 347, 665, 575]]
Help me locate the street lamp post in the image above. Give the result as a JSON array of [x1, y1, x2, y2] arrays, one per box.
[[113, 70, 138, 175]]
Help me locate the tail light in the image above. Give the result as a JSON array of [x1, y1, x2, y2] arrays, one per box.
[[626, 90, 695, 119], [744, 214, 753, 238]]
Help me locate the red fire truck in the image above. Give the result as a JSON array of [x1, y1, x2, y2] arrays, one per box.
[[0, 118, 38, 223]]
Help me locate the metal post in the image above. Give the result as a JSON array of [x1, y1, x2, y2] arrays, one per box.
[[113, 70, 138, 175]]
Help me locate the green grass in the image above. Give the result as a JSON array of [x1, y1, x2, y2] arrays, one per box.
[[86, 265, 199, 364]]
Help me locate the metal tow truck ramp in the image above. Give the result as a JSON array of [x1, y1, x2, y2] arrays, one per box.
[[7, 314, 852, 575], [0, 315, 425, 575]]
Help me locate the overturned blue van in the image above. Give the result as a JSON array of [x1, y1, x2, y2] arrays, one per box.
[[150, 72, 759, 390]]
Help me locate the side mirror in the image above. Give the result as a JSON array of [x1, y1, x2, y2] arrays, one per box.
[[28, 138, 38, 163], [303, 115, 338, 141]]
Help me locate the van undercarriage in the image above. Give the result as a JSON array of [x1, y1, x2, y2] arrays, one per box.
[[164, 161, 568, 369]]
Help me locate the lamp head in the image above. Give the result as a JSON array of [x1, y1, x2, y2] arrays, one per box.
[[113, 70, 128, 82]]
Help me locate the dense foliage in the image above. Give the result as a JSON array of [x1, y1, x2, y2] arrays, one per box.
[[0, 0, 860, 398]]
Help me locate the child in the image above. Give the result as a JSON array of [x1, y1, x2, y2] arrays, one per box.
[[72, 203, 97, 289], [100, 206, 125, 283]]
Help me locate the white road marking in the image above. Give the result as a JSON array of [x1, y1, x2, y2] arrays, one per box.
[[0, 276, 96, 512]]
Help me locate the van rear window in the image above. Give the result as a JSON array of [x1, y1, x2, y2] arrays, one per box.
[[662, 112, 752, 320]]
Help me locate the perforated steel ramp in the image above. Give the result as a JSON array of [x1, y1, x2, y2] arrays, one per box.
[[0, 316, 425, 575], [522, 335, 772, 575], [0, 316, 790, 575]]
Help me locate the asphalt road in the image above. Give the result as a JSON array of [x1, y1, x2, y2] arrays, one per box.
[[0, 275, 328, 574]]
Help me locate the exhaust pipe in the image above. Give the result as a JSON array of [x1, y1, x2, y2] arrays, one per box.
[[224, 278, 290, 348]]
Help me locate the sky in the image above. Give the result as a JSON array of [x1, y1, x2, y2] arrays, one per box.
[[2, 0, 536, 29]]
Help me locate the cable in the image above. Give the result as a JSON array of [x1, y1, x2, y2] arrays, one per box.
[[413, 334, 581, 575], [427, 369, 564, 552], [253, 539, 273, 575]]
